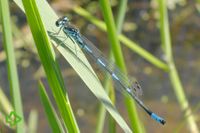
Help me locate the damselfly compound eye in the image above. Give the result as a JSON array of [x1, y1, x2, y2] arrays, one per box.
[[55, 20, 61, 27], [55, 16, 69, 27], [63, 16, 69, 22]]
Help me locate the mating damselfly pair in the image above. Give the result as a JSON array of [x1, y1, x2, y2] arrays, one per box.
[[54, 16, 166, 125]]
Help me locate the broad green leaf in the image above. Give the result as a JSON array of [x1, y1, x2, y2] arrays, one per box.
[[21, 0, 79, 132]]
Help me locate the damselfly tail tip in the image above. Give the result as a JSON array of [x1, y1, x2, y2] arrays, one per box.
[[151, 113, 166, 125], [160, 119, 166, 125]]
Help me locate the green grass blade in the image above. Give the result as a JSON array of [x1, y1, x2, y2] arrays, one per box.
[[95, 61, 113, 133], [108, 0, 131, 132], [174, 102, 200, 133], [0, 88, 13, 114], [0, 0, 24, 132], [96, 0, 143, 131], [38, 81, 65, 133], [116, 0, 145, 131], [27, 110, 38, 133], [99, 0, 126, 70], [0, 88, 15, 130], [73, 7, 168, 71], [115, 0, 128, 33], [98, 0, 130, 131], [21, 0, 79, 132], [99, 0, 144, 131], [107, 82, 116, 133], [0, 111, 6, 130], [95, 102, 107, 133], [158, 0, 199, 132], [13, 0, 131, 132]]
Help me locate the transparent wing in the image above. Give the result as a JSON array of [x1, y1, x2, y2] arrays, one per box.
[[79, 34, 143, 96]]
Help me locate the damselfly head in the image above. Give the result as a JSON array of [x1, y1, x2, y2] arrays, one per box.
[[56, 16, 69, 27]]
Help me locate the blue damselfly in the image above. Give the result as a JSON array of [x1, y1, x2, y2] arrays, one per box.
[[55, 16, 166, 125]]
